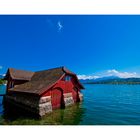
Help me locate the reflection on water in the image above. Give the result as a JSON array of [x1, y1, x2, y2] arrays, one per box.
[[1, 103, 85, 125]]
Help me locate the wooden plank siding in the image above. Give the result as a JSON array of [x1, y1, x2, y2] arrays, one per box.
[[41, 74, 81, 108]]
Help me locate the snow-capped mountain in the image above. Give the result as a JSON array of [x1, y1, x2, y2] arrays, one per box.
[[80, 76, 140, 84]]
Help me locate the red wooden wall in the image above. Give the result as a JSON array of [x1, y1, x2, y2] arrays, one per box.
[[42, 74, 81, 108]]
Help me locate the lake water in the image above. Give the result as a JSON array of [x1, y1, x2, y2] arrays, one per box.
[[1, 84, 140, 125]]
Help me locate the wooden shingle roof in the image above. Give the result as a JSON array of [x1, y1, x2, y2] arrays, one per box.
[[8, 66, 84, 94], [4, 68, 34, 81]]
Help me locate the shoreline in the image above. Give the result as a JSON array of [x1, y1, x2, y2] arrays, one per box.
[[0, 84, 7, 86]]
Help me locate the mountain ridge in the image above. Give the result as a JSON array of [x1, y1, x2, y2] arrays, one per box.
[[80, 76, 140, 84]]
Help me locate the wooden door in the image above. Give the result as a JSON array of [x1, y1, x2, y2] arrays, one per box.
[[51, 88, 62, 109]]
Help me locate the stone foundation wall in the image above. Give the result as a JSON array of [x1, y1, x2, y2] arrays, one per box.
[[39, 96, 52, 116], [78, 92, 83, 101], [63, 93, 74, 107], [4, 91, 83, 117]]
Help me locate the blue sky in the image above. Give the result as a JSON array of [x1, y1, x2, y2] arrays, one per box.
[[0, 15, 140, 78]]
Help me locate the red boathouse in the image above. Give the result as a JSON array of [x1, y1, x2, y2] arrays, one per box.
[[3, 67, 84, 116]]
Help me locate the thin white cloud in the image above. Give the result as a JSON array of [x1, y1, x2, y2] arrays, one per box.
[[107, 69, 118, 74], [78, 75, 99, 80], [57, 21, 63, 31], [78, 69, 140, 80], [106, 69, 138, 78], [46, 19, 63, 32], [0, 66, 3, 69]]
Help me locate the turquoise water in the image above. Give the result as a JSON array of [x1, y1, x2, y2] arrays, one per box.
[[0, 85, 6, 115], [81, 84, 140, 125], [1, 84, 140, 125]]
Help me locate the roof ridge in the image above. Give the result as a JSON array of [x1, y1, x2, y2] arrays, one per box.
[[5, 67, 34, 81], [35, 66, 64, 73], [8, 67, 34, 73], [62, 67, 76, 75]]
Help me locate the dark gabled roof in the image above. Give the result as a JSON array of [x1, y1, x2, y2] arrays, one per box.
[[8, 66, 84, 94], [4, 68, 34, 81]]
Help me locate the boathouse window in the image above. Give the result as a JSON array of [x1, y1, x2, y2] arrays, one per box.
[[65, 76, 71, 81]]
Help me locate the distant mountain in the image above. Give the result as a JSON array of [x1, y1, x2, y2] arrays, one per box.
[[80, 76, 120, 83], [80, 79, 95, 84], [93, 76, 120, 82], [80, 76, 140, 84]]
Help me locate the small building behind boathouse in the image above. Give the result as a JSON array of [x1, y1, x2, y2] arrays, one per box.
[[3, 67, 84, 116]]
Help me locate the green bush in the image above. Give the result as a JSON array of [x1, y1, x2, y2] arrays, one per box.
[[0, 79, 6, 84]]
